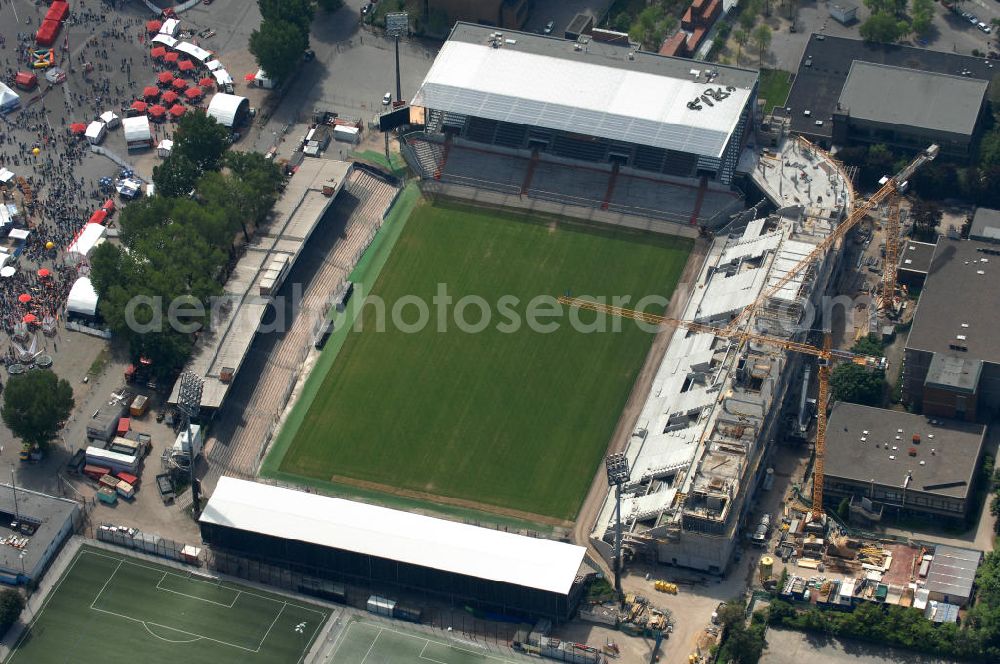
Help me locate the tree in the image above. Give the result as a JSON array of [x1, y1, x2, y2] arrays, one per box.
[[152, 154, 200, 199], [865, 0, 907, 14], [830, 363, 885, 406], [851, 333, 884, 358], [257, 0, 314, 34], [739, 11, 755, 33], [1, 370, 74, 450], [752, 24, 772, 64], [249, 19, 309, 86], [910, 0, 934, 37], [716, 600, 746, 628], [860, 13, 909, 43], [172, 111, 231, 173], [910, 198, 942, 241], [317, 0, 343, 11], [0, 589, 24, 631], [733, 28, 749, 64]]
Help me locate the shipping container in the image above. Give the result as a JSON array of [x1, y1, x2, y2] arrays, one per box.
[[97, 486, 118, 505], [116, 471, 139, 488], [109, 437, 140, 456], [116, 481, 135, 499], [333, 125, 360, 144], [86, 446, 139, 475], [87, 402, 128, 441], [99, 474, 120, 490], [117, 417, 131, 437], [83, 464, 111, 480], [130, 395, 149, 417], [366, 595, 396, 617]]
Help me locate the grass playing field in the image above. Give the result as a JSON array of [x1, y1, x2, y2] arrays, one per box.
[[276, 200, 691, 521], [6, 547, 329, 664], [329, 617, 535, 664]]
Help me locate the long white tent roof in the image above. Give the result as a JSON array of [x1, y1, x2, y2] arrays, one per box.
[[412, 30, 755, 159], [67, 277, 99, 316], [201, 477, 587, 595], [207, 93, 246, 127]]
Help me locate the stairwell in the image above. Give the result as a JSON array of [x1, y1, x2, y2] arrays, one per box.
[[601, 161, 621, 210]]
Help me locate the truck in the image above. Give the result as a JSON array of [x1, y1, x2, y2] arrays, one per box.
[[87, 401, 128, 442]]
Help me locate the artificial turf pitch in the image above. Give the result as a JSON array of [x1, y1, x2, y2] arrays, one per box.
[[278, 201, 692, 521], [6, 548, 328, 664]]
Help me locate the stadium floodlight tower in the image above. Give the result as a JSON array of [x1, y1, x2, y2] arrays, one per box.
[[178, 371, 204, 519], [605, 452, 630, 605]]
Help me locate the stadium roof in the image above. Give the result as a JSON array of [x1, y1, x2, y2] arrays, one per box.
[[412, 22, 757, 159], [201, 477, 587, 595], [207, 93, 247, 128], [905, 238, 1000, 365], [926, 544, 981, 603], [824, 402, 985, 500], [838, 62, 987, 137]]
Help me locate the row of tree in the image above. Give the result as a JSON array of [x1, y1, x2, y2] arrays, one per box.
[[860, 0, 937, 43], [90, 112, 284, 381], [768, 547, 1000, 660], [248, 0, 340, 85]]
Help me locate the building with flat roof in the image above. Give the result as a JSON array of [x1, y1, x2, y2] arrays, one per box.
[[200, 477, 588, 621], [831, 62, 987, 158], [969, 207, 1000, 243], [409, 22, 758, 185], [902, 237, 1000, 419], [824, 403, 986, 522], [785, 35, 995, 150], [0, 484, 80, 585], [925, 544, 981, 606], [897, 239, 936, 288]]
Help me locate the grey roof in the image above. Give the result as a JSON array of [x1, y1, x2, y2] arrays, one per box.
[[0, 484, 78, 577], [925, 355, 982, 394], [926, 544, 981, 602], [824, 402, 986, 500], [837, 62, 987, 136], [785, 35, 996, 139], [905, 238, 1000, 365], [969, 207, 1000, 242], [898, 239, 936, 274]]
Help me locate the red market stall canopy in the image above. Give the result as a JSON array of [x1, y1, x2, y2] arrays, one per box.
[[157, 71, 174, 85], [37, 268, 50, 278], [243, 72, 255, 82], [143, 86, 161, 99], [171, 78, 188, 91], [164, 52, 179, 64], [102, 199, 116, 213], [146, 20, 163, 33], [150, 46, 167, 59], [45, 1, 69, 23], [198, 76, 215, 88], [184, 86, 203, 101], [15, 71, 37, 90], [168, 104, 186, 118], [18, 294, 31, 304], [35, 19, 61, 47], [69, 122, 86, 135], [161, 90, 179, 104], [148, 104, 167, 117], [130, 100, 148, 113], [23, 314, 37, 324], [177, 60, 195, 73], [88, 209, 108, 225]]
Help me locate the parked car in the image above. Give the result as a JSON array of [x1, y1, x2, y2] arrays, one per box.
[[543, 20, 554, 35], [382, 91, 392, 105]]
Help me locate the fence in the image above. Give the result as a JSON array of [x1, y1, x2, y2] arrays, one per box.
[[93, 523, 198, 564]]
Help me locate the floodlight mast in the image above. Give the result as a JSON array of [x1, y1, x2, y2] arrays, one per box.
[[178, 371, 204, 519], [605, 452, 630, 606]]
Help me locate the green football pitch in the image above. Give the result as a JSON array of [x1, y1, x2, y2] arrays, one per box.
[[276, 200, 692, 521], [329, 617, 535, 664], [6, 548, 329, 664]]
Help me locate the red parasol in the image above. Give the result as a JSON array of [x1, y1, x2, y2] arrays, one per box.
[[148, 104, 167, 118], [244, 73, 256, 82], [157, 71, 174, 85], [131, 100, 148, 113], [164, 52, 180, 65], [169, 104, 186, 118], [18, 293, 31, 304], [171, 78, 188, 91], [146, 20, 163, 33], [150, 46, 166, 59], [177, 60, 195, 73], [23, 314, 37, 324], [37, 268, 50, 278], [143, 86, 161, 99], [69, 122, 86, 135], [161, 90, 179, 104], [198, 76, 215, 89], [184, 87, 204, 101]]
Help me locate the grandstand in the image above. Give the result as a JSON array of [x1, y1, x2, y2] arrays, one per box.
[[404, 22, 757, 226]]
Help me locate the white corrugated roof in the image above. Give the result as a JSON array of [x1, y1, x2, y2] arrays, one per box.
[[412, 40, 752, 158], [201, 477, 586, 595], [207, 93, 246, 127], [122, 116, 151, 142]]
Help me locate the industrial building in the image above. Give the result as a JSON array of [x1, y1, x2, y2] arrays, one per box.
[[409, 22, 758, 186], [785, 35, 995, 153], [0, 484, 80, 585], [823, 403, 986, 523], [902, 237, 1000, 420], [925, 544, 982, 607], [831, 63, 988, 158], [896, 239, 936, 289], [200, 477, 588, 621]]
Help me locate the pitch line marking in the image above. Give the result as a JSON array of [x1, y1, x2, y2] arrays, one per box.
[[90, 604, 262, 653], [155, 570, 241, 608], [257, 602, 286, 651], [90, 560, 123, 610], [360, 627, 383, 664]]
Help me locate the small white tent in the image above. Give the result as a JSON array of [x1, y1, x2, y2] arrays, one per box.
[[0, 82, 20, 113], [67, 277, 99, 318]]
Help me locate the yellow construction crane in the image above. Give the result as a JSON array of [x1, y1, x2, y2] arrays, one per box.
[[724, 142, 939, 334], [880, 195, 902, 314], [558, 296, 883, 520]]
